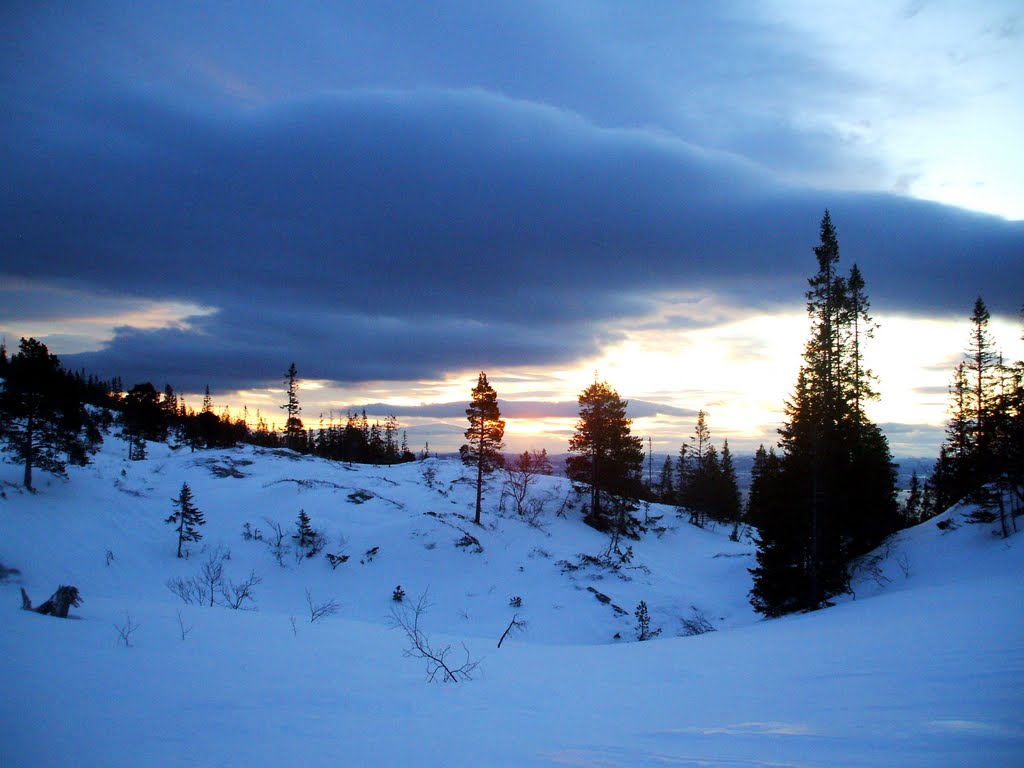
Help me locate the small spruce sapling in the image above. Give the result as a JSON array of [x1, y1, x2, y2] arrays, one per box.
[[634, 600, 661, 641], [293, 510, 325, 559], [166, 482, 205, 559]]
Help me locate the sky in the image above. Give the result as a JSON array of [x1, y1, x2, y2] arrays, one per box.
[[1, 1, 1022, 458]]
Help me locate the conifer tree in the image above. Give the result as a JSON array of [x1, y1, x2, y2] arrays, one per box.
[[844, 263, 877, 423], [166, 482, 205, 558], [281, 363, 306, 452], [0, 337, 100, 490], [678, 410, 738, 526], [905, 470, 922, 525], [718, 439, 742, 524], [656, 455, 674, 503], [460, 372, 505, 525], [966, 298, 998, 475], [293, 509, 323, 556], [566, 379, 644, 535], [746, 444, 781, 530], [929, 298, 1024, 532], [750, 211, 896, 616], [121, 382, 167, 460]]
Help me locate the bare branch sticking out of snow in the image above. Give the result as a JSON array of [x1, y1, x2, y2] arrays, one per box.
[[305, 588, 340, 623], [389, 590, 480, 682]]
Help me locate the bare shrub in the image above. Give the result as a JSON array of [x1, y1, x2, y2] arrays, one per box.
[[895, 551, 911, 579], [114, 612, 140, 647], [196, 546, 229, 606], [166, 576, 200, 605], [264, 518, 289, 566], [176, 610, 193, 641], [221, 571, 262, 610], [166, 547, 259, 610], [389, 590, 480, 682], [305, 588, 341, 623], [679, 606, 717, 636], [500, 449, 553, 520]]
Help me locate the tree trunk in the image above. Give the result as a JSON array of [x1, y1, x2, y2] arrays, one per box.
[[474, 425, 484, 525], [23, 414, 33, 490]]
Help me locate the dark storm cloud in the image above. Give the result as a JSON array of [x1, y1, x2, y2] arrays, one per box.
[[2, 87, 1021, 389], [2, 1, 1021, 392]]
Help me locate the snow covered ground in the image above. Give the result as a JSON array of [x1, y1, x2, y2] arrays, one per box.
[[2, 439, 1022, 767]]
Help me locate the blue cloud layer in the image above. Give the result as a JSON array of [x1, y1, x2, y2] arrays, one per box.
[[2, 3, 1021, 391]]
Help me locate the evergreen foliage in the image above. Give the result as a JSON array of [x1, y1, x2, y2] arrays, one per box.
[[166, 482, 206, 558], [294, 509, 315, 547], [281, 363, 306, 452], [459, 372, 505, 525], [566, 380, 645, 536], [749, 211, 898, 616], [121, 382, 167, 460], [0, 337, 103, 489], [676, 412, 742, 526], [633, 600, 661, 641], [292, 509, 323, 557], [655, 455, 674, 503], [927, 299, 1024, 534]]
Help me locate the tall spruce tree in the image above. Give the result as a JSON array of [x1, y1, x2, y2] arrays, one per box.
[[0, 337, 101, 490], [966, 298, 999, 477], [750, 211, 897, 616], [566, 379, 645, 535], [166, 482, 205, 558], [718, 439, 742, 524], [656, 455, 675, 503], [460, 372, 505, 525], [281, 363, 306, 452]]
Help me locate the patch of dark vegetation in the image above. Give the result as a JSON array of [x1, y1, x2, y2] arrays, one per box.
[[326, 553, 350, 569], [586, 586, 628, 616], [263, 478, 347, 492], [0, 561, 22, 582], [455, 533, 483, 553], [679, 606, 717, 636]]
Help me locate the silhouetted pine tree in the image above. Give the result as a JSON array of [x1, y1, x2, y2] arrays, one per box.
[[717, 439, 742, 524], [566, 379, 645, 536], [460, 372, 505, 525], [281, 363, 306, 452], [656, 455, 674, 503], [121, 382, 168, 460], [928, 299, 1024, 534]]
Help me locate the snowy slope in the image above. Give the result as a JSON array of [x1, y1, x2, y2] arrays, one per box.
[[2, 437, 1022, 767]]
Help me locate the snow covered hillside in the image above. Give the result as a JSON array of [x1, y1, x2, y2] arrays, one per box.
[[2, 438, 1022, 767]]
